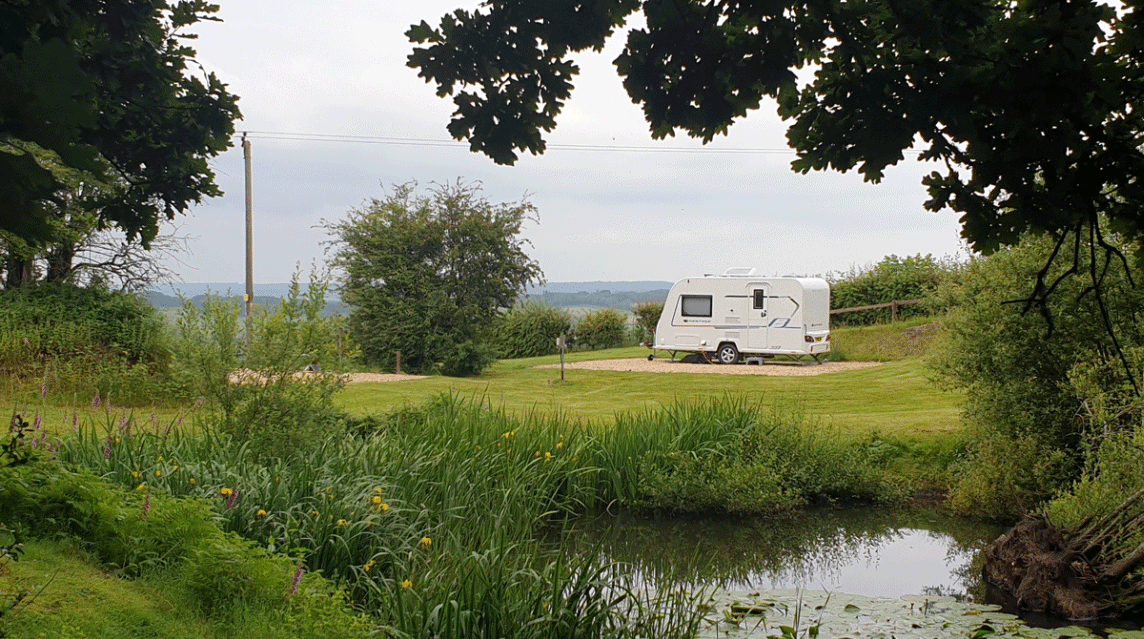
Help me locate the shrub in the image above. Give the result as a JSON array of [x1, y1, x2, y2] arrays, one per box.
[[494, 302, 573, 359], [573, 308, 627, 350], [168, 270, 346, 461], [828, 254, 959, 326], [631, 300, 664, 343], [0, 282, 171, 402]]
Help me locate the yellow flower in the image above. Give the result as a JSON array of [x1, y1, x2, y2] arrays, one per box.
[[257, 509, 268, 518], [544, 452, 552, 460], [535, 451, 541, 457], [157, 456, 164, 462], [374, 486, 383, 494], [401, 579, 413, 589], [155, 470, 162, 478], [419, 537, 432, 548], [337, 519, 347, 527], [220, 487, 233, 497], [372, 495, 383, 505], [136, 483, 146, 491], [275, 476, 280, 483], [310, 510, 319, 518], [502, 431, 513, 439], [555, 442, 564, 451], [131, 471, 140, 479], [381, 503, 389, 513], [172, 466, 179, 472], [189, 478, 196, 486], [363, 560, 375, 573]]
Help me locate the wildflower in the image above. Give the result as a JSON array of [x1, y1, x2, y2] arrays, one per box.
[[535, 451, 541, 457], [92, 390, 101, 408], [363, 560, 375, 573], [142, 495, 151, 522], [419, 537, 432, 549], [372, 495, 383, 505], [310, 510, 319, 518], [226, 486, 240, 509], [555, 441, 564, 451], [381, 503, 389, 513], [192, 397, 205, 412], [189, 478, 196, 486], [103, 437, 112, 459], [71, 411, 78, 431], [157, 456, 163, 462], [374, 487, 383, 494], [155, 470, 162, 478], [290, 561, 304, 596], [257, 509, 268, 518], [220, 487, 234, 498], [502, 431, 514, 439], [23, 337, 29, 347], [132, 471, 141, 479], [401, 579, 413, 590], [173, 466, 179, 472], [33, 415, 41, 431], [136, 483, 146, 491], [40, 377, 47, 399], [545, 452, 552, 460], [476, 444, 482, 451], [337, 519, 347, 527]]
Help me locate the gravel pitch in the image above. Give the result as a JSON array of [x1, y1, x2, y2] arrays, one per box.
[[534, 357, 881, 376]]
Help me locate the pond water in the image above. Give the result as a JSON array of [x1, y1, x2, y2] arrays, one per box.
[[564, 504, 1009, 602]]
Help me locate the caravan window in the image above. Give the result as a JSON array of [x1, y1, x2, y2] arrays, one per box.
[[680, 295, 713, 318], [753, 290, 766, 309]]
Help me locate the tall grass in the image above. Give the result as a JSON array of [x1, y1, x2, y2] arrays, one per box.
[[46, 393, 899, 637]]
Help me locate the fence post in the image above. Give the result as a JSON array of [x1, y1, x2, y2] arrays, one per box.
[[396, 350, 402, 375]]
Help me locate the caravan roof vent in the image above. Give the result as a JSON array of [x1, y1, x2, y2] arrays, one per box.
[[722, 267, 757, 277]]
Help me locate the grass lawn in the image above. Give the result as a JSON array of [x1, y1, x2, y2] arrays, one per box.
[[336, 349, 962, 441]]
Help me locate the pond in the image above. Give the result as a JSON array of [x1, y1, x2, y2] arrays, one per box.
[[558, 505, 1144, 638]]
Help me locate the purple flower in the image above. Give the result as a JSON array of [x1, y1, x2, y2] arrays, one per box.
[[33, 415, 41, 431], [142, 494, 151, 522], [150, 413, 158, 433], [103, 436, 113, 459], [23, 337, 29, 347], [226, 486, 240, 509], [192, 397, 204, 412], [72, 411, 78, 432], [40, 377, 47, 399], [290, 561, 304, 595], [92, 390, 101, 408]]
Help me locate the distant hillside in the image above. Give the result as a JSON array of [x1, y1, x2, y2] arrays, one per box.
[[144, 281, 673, 315]]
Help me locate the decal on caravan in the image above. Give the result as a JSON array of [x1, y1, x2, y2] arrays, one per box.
[[649, 267, 831, 364]]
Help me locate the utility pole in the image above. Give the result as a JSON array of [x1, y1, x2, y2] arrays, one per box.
[[243, 133, 254, 345]]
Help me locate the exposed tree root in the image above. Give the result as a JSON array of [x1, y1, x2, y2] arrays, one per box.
[[983, 494, 1144, 620]]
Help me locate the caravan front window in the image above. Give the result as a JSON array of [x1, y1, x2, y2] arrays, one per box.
[[681, 295, 713, 318]]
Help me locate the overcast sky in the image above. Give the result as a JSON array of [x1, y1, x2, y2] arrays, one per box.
[[162, 0, 971, 287]]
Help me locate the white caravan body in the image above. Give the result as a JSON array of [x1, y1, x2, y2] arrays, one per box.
[[653, 269, 831, 364]]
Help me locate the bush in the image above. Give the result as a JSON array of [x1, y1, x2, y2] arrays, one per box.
[[0, 282, 171, 402], [631, 300, 664, 344], [829, 254, 959, 326], [168, 271, 346, 461], [494, 302, 573, 359], [574, 308, 627, 350]]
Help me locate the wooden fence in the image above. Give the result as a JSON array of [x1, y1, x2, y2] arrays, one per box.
[[830, 298, 924, 323]]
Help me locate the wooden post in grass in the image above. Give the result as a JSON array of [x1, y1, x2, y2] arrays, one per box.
[[556, 335, 567, 382], [395, 350, 402, 375]]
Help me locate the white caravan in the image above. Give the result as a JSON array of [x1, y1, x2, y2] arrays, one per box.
[[650, 268, 831, 364]]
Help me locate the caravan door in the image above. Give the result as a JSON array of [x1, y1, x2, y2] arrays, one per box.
[[745, 284, 769, 352]]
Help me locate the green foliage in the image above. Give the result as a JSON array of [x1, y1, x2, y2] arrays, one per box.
[[946, 433, 1072, 521], [930, 232, 1144, 518], [0, 461, 373, 638], [0, 282, 170, 402], [327, 180, 543, 376], [573, 308, 627, 351], [407, 1, 1144, 290], [168, 271, 347, 461], [0, 0, 240, 245], [494, 301, 572, 359], [631, 300, 664, 343], [829, 254, 958, 326]]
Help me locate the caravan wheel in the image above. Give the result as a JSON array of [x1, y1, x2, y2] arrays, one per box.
[[716, 343, 740, 364]]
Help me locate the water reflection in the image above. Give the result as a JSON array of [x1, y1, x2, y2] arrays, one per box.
[[558, 505, 1009, 602]]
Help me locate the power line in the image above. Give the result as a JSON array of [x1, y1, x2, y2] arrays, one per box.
[[238, 129, 801, 155]]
